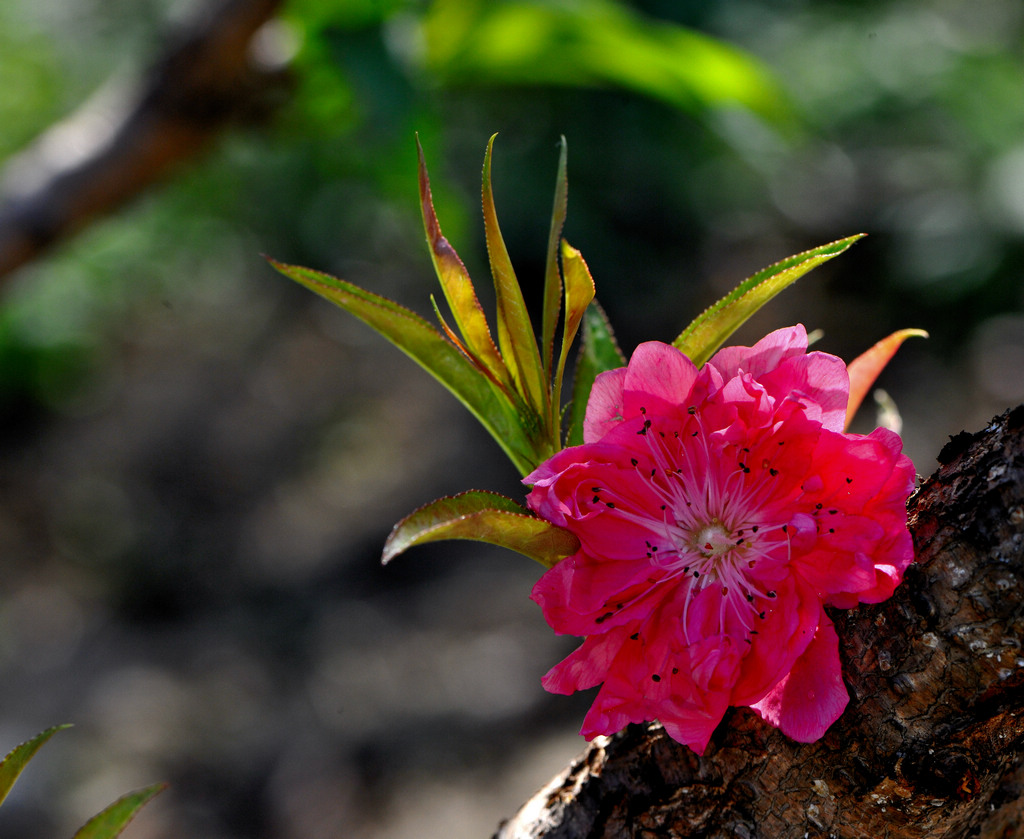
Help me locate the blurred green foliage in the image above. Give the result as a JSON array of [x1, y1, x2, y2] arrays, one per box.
[[1, 0, 1023, 416]]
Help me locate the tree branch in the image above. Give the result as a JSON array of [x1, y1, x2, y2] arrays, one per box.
[[0, 0, 287, 281], [498, 406, 1024, 839]]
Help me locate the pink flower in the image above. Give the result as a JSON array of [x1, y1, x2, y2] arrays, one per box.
[[525, 326, 915, 753]]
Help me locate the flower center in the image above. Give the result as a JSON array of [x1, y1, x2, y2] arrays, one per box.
[[693, 522, 735, 559]]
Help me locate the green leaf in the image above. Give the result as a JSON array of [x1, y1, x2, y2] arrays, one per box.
[[481, 134, 547, 413], [269, 259, 536, 474], [422, 1, 794, 126], [382, 490, 579, 568], [673, 235, 865, 367], [553, 240, 595, 429], [567, 301, 626, 447], [0, 725, 71, 808], [416, 137, 509, 389], [541, 136, 569, 379], [72, 783, 167, 839]]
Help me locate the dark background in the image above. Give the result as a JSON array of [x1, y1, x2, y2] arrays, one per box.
[[0, 1, 1022, 836]]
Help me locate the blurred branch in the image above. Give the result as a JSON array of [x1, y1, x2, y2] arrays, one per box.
[[0, 0, 289, 282], [498, 406, 1024, 838]]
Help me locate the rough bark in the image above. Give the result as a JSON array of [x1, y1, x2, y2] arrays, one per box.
[[498, 406, 1024, 839], [0, 0, 287, 281]]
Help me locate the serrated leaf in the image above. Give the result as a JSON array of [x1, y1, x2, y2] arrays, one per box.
[[0, 725, 71, 808], [269, 259, 535, 475], [567, 301, 626, 447], [482, 134, 547, 413], [383, 490, 579, 568], [845, 328, 928, 429], [673, 235, 865, 367], [416, 137, 509, 388], [541, 136, 569, 379], [72, 783, 166, 839], [553, 240, 596, 428]]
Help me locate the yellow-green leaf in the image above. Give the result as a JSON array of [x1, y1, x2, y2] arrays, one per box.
[[673, 235, 865, 367], [72, 783, 166, 839], [845, 328, 928, 429], [482, 134, 547, 413], [383, 490, 579, 568], [541, 136, 569, 379], [553, 239, 596, 430], [269, 259, 535, 474], [417, 137, 509, 388], [0, 725, 70, 808]]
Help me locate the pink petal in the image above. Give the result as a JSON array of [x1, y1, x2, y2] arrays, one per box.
[[584, 367, 628, 443], [530, 553, 662, 634], [541, 632, 629, 694], [749, 613, 848, 742], [580, 685, 647, 740], [621, 342, 699, 418], [761, 351, 850, 432], [731, 576, 821, 705], [707, 325, 808, 381], [659, 695, 731, 755]]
